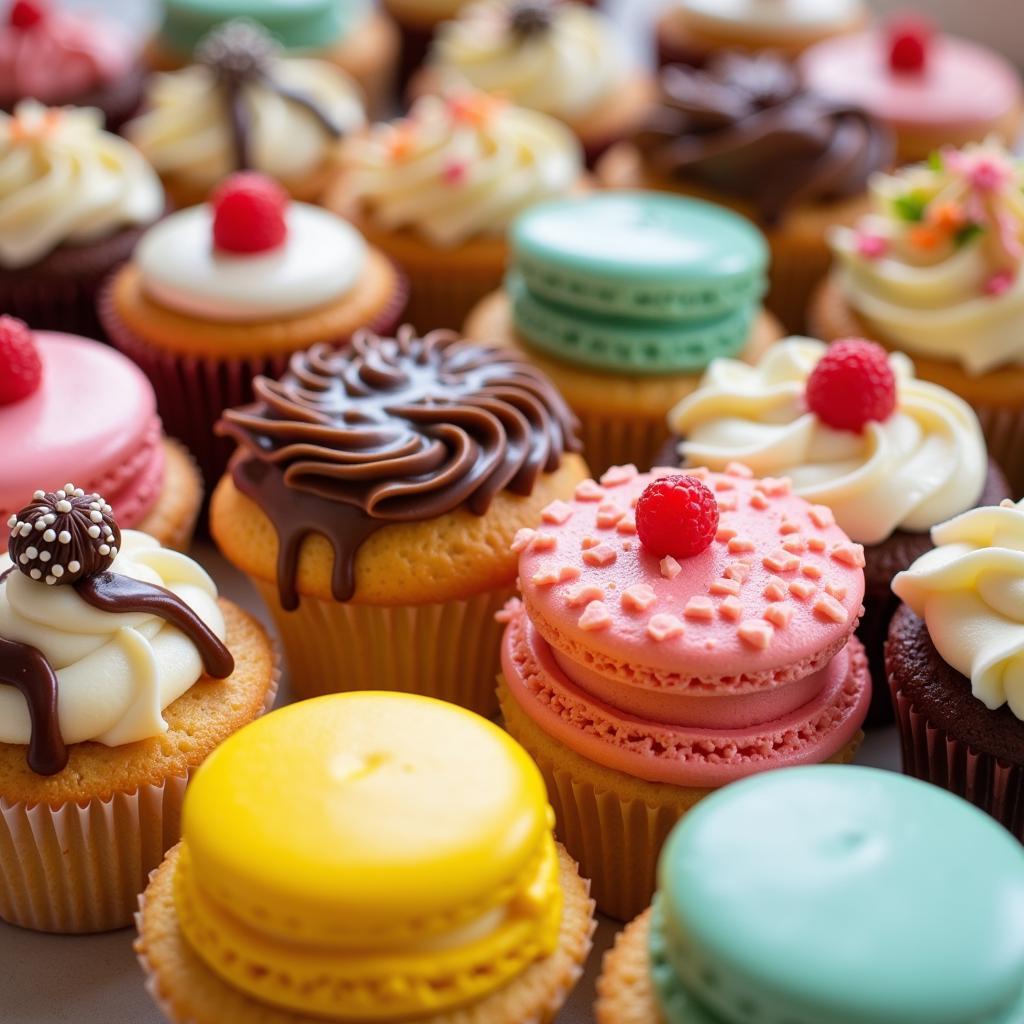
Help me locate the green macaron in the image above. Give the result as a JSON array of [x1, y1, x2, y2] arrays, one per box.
[[651, 765, 1024, 1024]]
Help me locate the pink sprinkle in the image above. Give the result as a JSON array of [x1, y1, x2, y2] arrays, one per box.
[[575, 480, 605, 502], [660, 556, 681, 580], [764, 602, 793, 628], [684, 596, 715, 621], [530, 532, 557, 552], [825, 582, 848, 600], [558, 564, 581, 582], [651, 466, 683, 479], [967, 155, 1012, 192], [616, 515, 637, 535], [779, 518, 801, 535], [763, 576, 787, 601], [809, 505, 835, 529], [541, 500, 573, 525], [647, 613, 685, 641], [622, 583, 657, 612], [622, 540, 633, 552], [763, 549, 799, 573], [750, 491, 770, 510], [530, 568, 561, 587], [596, 501, 625, 529], [738, 620, 774, 649], [725, 461, 754, 478], [781, 535, 807, 554], [566, 583, 603, 607], [717, 493, 738, 512], [814, 594, 848, 624], [494, 597, 522, 623], [984, 269, 1015, 297], [724, 560, 751, 583], [807, 536, 827, 552], [789, 578, 816, 600], [719, 595, 743, 621], [579, 600, 612, 631], [583, 542, 617, 567], [441, 158, 469, 185], [511, 528, 535, 553], [705, 639, 717, 650], [714, 478, 735, 492], [831, 543, 866, 568], [855, 232, 888, 260], [710, 577, 741, 596], [717, 525, 738, 543], [801, 562, 824, 580], [727, 535, 755, 553], [581, 535, 599, 550], [600, 464, 638, 487], [760, 476, 792, 497]]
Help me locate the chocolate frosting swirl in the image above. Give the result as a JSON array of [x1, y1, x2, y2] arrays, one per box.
[[634, 52, 893, 225], [217, 326, 582, 610]]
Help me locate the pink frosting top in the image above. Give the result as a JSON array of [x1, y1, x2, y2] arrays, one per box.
[[799, 31, 1022, 133], [0, 332, 164, 528], [0, 7, 132, 105], [500, 463, 870, 787]]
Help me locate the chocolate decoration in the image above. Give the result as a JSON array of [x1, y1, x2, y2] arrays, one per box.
[[196, 19, 343, 174], [633, 52, 894, 225], [75, 572, 235, 679], [0, 636, 65, 775], [7, 485, 119, 587], [508, 1, 554, 41], [217, 326, 582, 610]]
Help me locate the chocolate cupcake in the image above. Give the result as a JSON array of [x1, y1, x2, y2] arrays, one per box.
[[889, 498, 1024, 839], [664, 337, 1011, 725]]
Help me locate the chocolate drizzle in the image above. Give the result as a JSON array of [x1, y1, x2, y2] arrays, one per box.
[[196, 19, 343, 172], [0, 637, 65, 776], [217, 326, 582, 610], [508, 1, 555, 41], [634, 52, 893, 225]]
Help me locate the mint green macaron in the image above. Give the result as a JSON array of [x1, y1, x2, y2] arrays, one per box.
[[651, 766, 1024, 1024], [507, 192, 768, 376]]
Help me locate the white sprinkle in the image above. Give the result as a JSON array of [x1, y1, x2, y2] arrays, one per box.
[[32, 490, 44, 500], [63, 483, 74, 494], [89, 510, 102, 523], [19, 523, 31, 537], [29, 568, 41, 579], [39, 551, 50, 562], [55, 490, 66, 500], [43, 529, 55, 542], [98, 544, 110, 556], [88, 525, 100, 538], [51, 565, 64, 578], [102, 504, 112, 514], [56, 500, 72, 513], [33, 519, 45, 531], [44, 514, 55, 525], [45, 576, 56, 586], [68, 560, 80, 573], [6, 515, 15, 528], [58, 531, 70, 544], [109, 546, 117, 557], [25, 546, 37, 559], [18, 554, 27, 565]]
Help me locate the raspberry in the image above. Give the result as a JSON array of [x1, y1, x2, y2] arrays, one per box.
[[635, 475, 719, 559], [211, 172, 288, 254], [806, 339, 896, 433], [887, 15, 931, 74], [0, 316, 42, 406], [9, 0, 46, 28]]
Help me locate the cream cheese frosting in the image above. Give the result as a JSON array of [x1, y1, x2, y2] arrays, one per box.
[[430, 1, 626, 121], [136, 202, 367, 322], [341, 93, 582, 246], [669, 338, 988, 546], [831, 140, 1024, 375], [892, 499, 1024, 721], [0, 530, 225, 747], [0, 101, 163, 269]]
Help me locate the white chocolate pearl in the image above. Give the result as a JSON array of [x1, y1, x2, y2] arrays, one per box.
[[43, 529, 55, 542], [58, 531, 70, 544], [51, 565, 64, 578], [68, 560, 81, 573]]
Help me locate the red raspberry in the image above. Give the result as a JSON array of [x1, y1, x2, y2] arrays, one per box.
[[9, 0, 46, 29], [0, 316, 42, 406], [806, 339, 896, 433], [887, 15, 931, 74], [636, 475, 719, 559], [211, 173, 288, 254]]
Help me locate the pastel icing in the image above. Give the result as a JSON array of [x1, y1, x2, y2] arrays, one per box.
[[892, 498, 1024, 722], [651, 766, 1024, 1024], [174, 693, 561, 1019], [677, 0, 864, 34], [136, 202, 367, 322], [500, 464, 869, 788], [430, 1, 627, 121], [0, 528, 225, 747], [669, 337, 988, 545], [0, 102, 163, 269], [507, 192, 768, 375], [831, 141, 1024, 375], [0, 332, 165, 529], [341, 93, 582, 247]]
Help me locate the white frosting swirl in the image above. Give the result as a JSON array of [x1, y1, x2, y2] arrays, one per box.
[[136, 202, 367, 322], [669, 337, 988, 546], [0, 530, 226, 747], [0, 101, 163, 269], [430, 1, 626, 121], [126, 58, 365, 193], [342, 93, 582, 246], [677, 0, 864, 33], [892, 499, 1024, 721]]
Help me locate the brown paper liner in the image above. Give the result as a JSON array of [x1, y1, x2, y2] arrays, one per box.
[[574, 413, 670, 482], [892, 688, 1024, 841], [0, 661, 279, 934], [256, 580, 513, 718], [975, 404, 1024, 499], [99, 274, 408, 488]]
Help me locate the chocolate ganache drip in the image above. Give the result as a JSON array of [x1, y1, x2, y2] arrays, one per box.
[[633, 52, 893, 225], [1, 486, 234, 776], [217, 326, 582, 610]]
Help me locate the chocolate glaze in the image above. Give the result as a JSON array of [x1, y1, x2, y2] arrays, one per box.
[[634, 52, 893, 225], [218, 326, 582, 609], [0, 636, 65, 775]]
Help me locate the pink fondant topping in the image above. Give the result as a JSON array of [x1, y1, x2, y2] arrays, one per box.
[[660, 556, 681, 580], [596, 501, 625, 528], [727, 535, 755, 553], [809, 505, 836, 528], [826, 582, 848, 600], [616, 515, 637, 535], [529, 531, 557, 552], [801, 562, 824, 580], [582, 542, 617, 567], [710, 578, 741, 597], [763, 549, 800, 573], [738, 620, 774, 650], [782, 535, 807, 554], [750, 491, 769, 510], [763, 576, 787, 601], [719, 596, 743, 621], [622, 584, 657, 612], [789, 579, 816, 600], [541, 500, 573, 525], [647, 613, 685, 641], [723, 560, 751, 583], [574, 479, 604, 501], [764, 603, 794, 629], [779, 518, 801, 535], [814, 594, 848, 623], [565, 583, 603, 607], [579, 600, 612, 631], [684, 596, 715, 621], [511, 527, 536, 552], [600, 464, 638, 487], [831, 542, 867, 568], [808, 536, 827, 552], [716, 493, 738, 511]]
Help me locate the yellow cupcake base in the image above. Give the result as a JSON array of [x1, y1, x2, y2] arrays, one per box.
[[136, 438, 203, 553], [594, 907, 663, 1024]]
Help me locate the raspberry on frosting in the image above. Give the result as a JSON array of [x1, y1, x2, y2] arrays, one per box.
[[0, 316, 42, 406], [805, 338, 897, 433], [9, 0, 46, 29], [211, 172, 289, 254], [887, 13, 932, 74], [635, 475, 719, 559]]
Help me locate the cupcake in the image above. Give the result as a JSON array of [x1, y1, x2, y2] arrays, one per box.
[[666, 337, 1011, 725], [656, 0, 867, 68], [137, 692, 595, 1024], [0, 101, 163, 340], [0, 0, 146, 129], [127, 20, 367, 210], [597, 765, 1024, 1024], [416, 1, 654, 163], [799, 15, 1024, 163], [811, 140, 1024, 495], [0, 485, 278, 933], [0, 318, 203, 552], [889, 498, 1024, 840], [498, 462, 870, 920], [597, 52, 893, 332], [100, 171, 407, 488], [147, 0, 398, 118], [465, 191, 783, 474], [211, 326, 588, 716], [327, 91, 585, 333]]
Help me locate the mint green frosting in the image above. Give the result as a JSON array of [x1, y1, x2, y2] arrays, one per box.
[[651, 766, 1024, 1024], [160, 0, 367, 56]]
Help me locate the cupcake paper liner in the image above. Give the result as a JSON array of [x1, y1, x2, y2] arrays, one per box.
[[573, 409, 670, 479], [1, 266, 112, 343], [396, 252, 507, 336], [256, 581, 513, 718], [975, 403, 1024, 499], [0, 661, 279, 934], [763, 231, 833, 336]]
